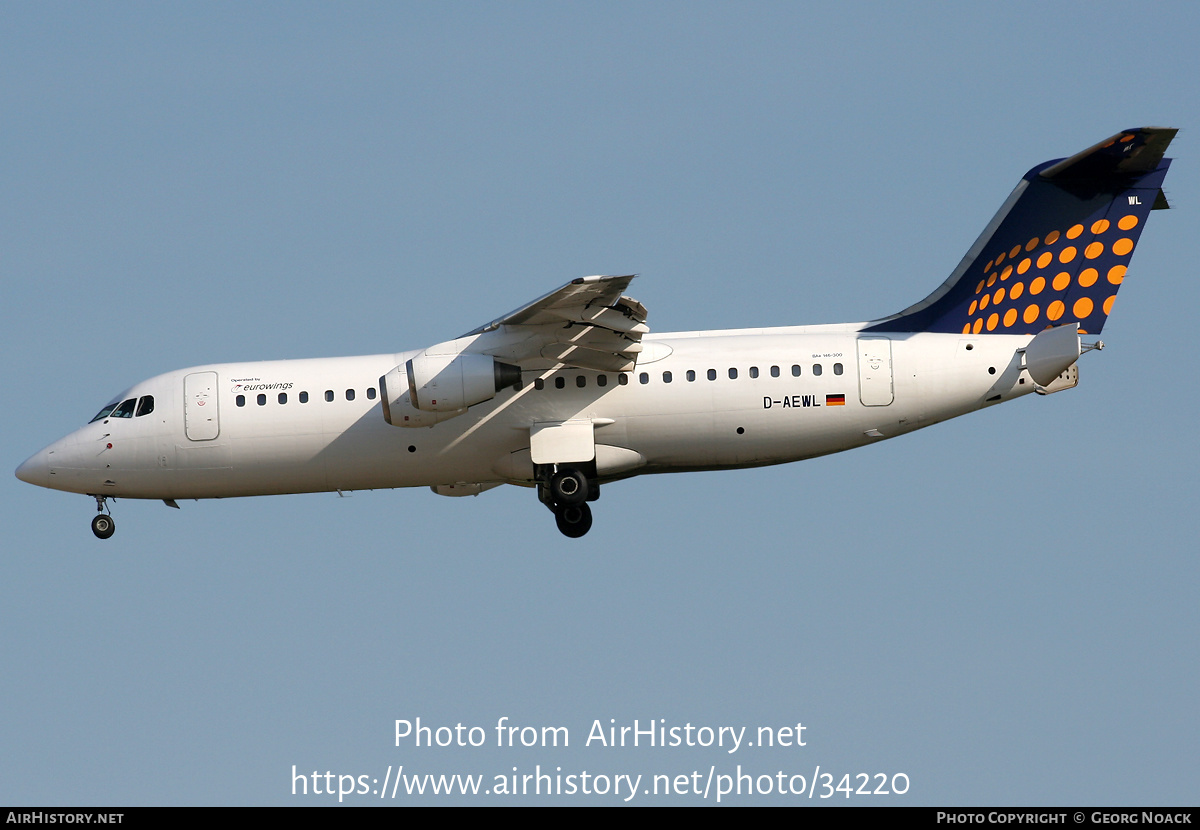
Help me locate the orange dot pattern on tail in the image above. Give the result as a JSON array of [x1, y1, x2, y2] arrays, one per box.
[[964, 212, 1143, 335]]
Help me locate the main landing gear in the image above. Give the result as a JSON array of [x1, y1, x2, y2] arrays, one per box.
[[538, 465, 597, 538], [90, 495, 115, 539]]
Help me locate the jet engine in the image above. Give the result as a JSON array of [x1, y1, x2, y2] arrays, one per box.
[[380, 352, 521, 427], [378, 380, 464, 427]]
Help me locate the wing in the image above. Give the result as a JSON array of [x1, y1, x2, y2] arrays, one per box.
[[462, 275, 649, 372]]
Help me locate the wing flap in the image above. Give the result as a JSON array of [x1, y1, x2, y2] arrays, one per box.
[[539, 345, 638, 373], [464, 275, 639, 334], [544, 303, 650, 335], [463, 274, 649, 372]]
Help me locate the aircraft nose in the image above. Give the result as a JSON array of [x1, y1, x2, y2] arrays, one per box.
[[15, 449, 52, 488]]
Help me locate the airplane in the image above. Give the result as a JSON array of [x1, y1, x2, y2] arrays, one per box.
[[15, 127, 1176, 539]]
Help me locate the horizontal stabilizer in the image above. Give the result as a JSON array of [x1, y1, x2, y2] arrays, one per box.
[[1039, 127, 1177, 186]]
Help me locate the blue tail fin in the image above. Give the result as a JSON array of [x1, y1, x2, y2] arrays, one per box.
[[866, 127, 1176, 335]]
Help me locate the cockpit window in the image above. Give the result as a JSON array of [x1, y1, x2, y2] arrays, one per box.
[[135, 396, 155, 417], [111, 399, 137, 418], [89, 403, 118, 423]]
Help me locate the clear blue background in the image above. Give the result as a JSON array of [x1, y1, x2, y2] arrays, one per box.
[[3, 2, 1196, 805]]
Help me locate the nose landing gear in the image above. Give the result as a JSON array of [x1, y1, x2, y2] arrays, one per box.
[[538, 464, 597, 538], [90, 495, 115, 539]]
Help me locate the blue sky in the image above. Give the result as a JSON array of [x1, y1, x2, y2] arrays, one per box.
[[3, 2, 1198, 805]]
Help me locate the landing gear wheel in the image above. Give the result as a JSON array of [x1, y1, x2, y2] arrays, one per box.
[[91, 513, 115, 540], [549, 468, 589, 505], [554, 503, 592, 538]]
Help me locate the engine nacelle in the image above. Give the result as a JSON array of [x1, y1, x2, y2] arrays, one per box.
[[379, 352, 521, 427], [379, 370, 465, 427], [406, 352, 521, 412]]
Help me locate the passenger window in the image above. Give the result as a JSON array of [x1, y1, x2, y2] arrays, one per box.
[[662, 371, 672, 383], [597, 374, 608, 387], [555, 377, 565, 389], [577, 375, 587, 388], [618, 373, 629, 386], [325, 390, 334, 402], [346, 389, 355, 401], [749, 366, 759, 378], [687, 370, 696, 382], [813, 364, 823, 376], [257, 394, 266, 406], [112, 399, 136, 418], [728, 368, 738, 379], [770, 365, 780, 378], [299, 391, 309, 403], [135, 396, 155, 417], [534, 378, 545, 391], [236, 395, 246, 407], [278, 393, 287, 404], [639, 373, 649, 384], [367, 387, 377, 400], [833, 363, 843, 375], [707, 369, 716, 381], [791, 364, 801, 377]]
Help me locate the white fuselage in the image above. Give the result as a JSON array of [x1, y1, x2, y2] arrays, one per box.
[[20, 325, 1042, 502]]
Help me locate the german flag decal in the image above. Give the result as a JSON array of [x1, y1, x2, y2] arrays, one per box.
[[826, 394, 846, 406]]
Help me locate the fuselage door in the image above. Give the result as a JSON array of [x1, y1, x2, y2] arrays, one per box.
[[183, 371, 220, 441], [857, 337, 894, 406]]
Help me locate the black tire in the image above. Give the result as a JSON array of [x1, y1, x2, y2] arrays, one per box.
[[549, 468, 589, 506], [554, 503, 592, 538], [91, 514, 115, 540]]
